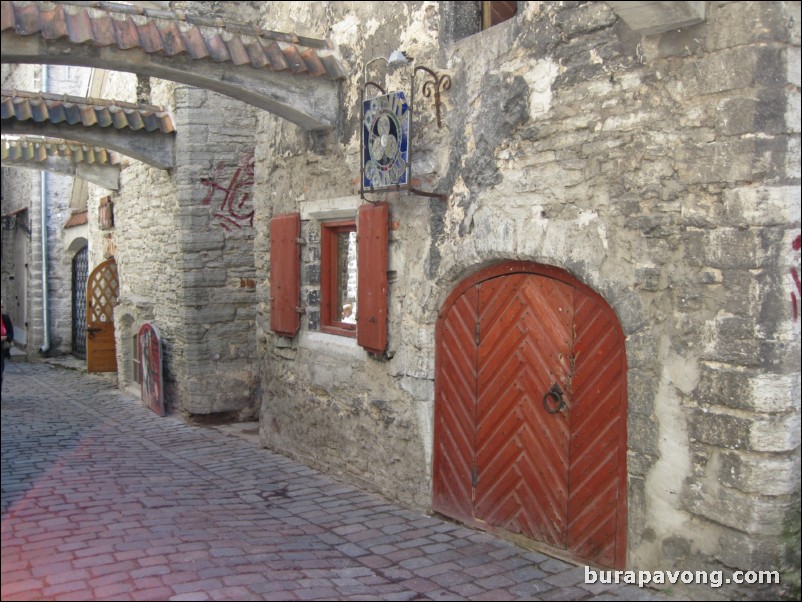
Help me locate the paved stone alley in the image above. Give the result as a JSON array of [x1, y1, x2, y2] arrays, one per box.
[[1, 361, 674, 601]]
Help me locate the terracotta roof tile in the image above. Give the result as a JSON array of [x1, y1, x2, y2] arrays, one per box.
[[2, 136, 122, 167], [2, 1, 346, 80], [64, 210, 89, 229], [1, 90, 175, 133]]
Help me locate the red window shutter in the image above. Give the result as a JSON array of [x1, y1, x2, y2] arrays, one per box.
[[270, 213, 301, 336], [357, 202, 389, 354]]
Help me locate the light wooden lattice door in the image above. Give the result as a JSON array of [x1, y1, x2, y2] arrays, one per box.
[[433, 263, 628, 568], [86, 258, 119, 373]]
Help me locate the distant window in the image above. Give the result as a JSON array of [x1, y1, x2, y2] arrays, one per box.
[[99, 196, 114, 230], [320, 220, 358, 337], [482, 1, 518, 29], [448, 1, 519, 41]]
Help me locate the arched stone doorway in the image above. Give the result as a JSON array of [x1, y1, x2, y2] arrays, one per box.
[[71, 245, 88, 358], [433, 261, 628, 568]]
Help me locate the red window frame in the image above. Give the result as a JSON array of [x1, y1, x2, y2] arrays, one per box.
[[320, 220, 357, 337]]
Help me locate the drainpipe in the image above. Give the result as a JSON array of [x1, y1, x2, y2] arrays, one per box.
[[39, 65, 51, 354]]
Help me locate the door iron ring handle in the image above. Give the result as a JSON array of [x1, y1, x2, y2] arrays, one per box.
[[543, 383, 566, 414]]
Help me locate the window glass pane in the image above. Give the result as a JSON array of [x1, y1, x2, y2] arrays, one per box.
[[337, 231, 358, 324]]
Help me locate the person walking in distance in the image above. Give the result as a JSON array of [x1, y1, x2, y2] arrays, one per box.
[[1, 303, 13, 389]]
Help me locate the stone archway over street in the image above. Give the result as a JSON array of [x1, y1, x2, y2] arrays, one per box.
[[2, 90, 175, 169], [1, 0, 346, 130], [2, 136, 121, 189]]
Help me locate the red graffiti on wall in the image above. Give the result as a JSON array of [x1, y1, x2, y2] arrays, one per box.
[[201, 152, 255, 232], [792, 234, 801, 321]]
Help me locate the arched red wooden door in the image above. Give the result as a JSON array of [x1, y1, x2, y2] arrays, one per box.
[[433, 262, 628, 568], [86, 258, 119, 373]]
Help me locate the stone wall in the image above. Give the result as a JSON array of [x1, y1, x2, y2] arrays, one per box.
[[90, 65, 261, 417], [252, 1, 800, 596], [1, 64, 91, 356]]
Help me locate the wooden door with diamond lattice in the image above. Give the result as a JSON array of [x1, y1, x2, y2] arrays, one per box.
[[86, 258, 119, 373], [433, 262, 628, 569]]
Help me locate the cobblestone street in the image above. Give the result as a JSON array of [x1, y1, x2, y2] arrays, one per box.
[[2, 361, 672, 601]]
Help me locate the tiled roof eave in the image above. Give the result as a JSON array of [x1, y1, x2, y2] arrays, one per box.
[[1, 1, 346, 80]]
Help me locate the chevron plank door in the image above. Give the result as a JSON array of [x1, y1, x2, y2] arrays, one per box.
[[434, 266, 627, 568], [475, 274, 573, 549], [433, 286, 479, 526]]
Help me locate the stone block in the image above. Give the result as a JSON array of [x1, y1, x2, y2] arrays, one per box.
[[703, 228, 767, 270], [183, 304, 236, 325], [716, 90, 788, 137], [627, 449, 657, 477], [695, 366, 757, 412], [182, 287, 210, 305], [678, 46, 786, 99], [717, 528, 795, 571], [182, 269, 227, 288], [181, 231, 226, 253], [705, 1, 796, 51], [626, 476, 649, 539], [749, 373, 800, 414], [688, 408, 751, 449], [750, 412, 801, 453], [722, 186, 801, 227], [719, 450, 801, 496], [684, 478, 792, 536], [676, 139, 758, 185], [627, 369, 658, 416], [555, 2, 617, 38], [627, 412, 660, 457]]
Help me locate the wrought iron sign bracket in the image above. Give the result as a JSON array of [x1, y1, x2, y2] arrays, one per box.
[[360, 54, 451, 203], [411, 66, 451, 130]]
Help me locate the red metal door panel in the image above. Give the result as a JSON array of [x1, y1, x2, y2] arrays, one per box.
[[357, 202, 388, 354], [270, 213, 301, 336], [432, 286, 478, 525], [568, 293, 628, 569], [475, 274, 573, 548], [86, 258, 119, 373]]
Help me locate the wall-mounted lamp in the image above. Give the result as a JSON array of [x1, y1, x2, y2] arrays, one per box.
[[387, 50, 410, 67]]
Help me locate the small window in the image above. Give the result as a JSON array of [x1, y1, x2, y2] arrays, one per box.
[[99, 196, 114, 230], [448, 1, 518, 41], [482, 1, 517, 29], [320, 220, 358, 336]]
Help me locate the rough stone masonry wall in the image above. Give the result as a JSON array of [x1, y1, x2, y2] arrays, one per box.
[[1, 64, 90, 356], [1, 64, 38, 342], [431, 3, 801, 596], [92, 55, 261, 416], [252, 1, 800, 592], [85, 70, 180, 399]]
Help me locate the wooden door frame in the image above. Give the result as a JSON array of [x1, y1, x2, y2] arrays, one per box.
[[434, 260, 628, 568]]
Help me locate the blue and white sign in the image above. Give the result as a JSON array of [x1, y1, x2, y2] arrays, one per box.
[[362, 92, 410, 189]]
